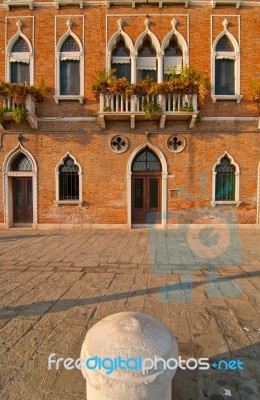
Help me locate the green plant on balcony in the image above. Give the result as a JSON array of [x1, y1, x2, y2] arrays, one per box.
[[90, 68, 116, 98], [0, 81, 51, 105], [141, 98, 162, 119], [12, 105, 28, 124], [180, 105, 194, 112], [0, 106, 9, 124], [250, 79, 260, 101], [103, 105, 112, 112]]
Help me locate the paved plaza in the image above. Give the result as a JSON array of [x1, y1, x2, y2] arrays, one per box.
[[0, 227, 259, 399]]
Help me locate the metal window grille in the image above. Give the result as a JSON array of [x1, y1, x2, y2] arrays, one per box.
[[59, 157, 79, 200], [215, 156, 235, 201], [216, 36, 234, 52], [12, 37, 29, 52], [61, 36, 80, 52]]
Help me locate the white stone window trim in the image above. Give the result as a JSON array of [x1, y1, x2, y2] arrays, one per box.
[[127, 142, 168, 229], [211, 151, 241, 207], [55, 152, 83, 206], [107, 19, 135, 83], [54, 21, 84, 104], [6, 29, 34, 85], [3, 144, 38, 228], [211, 18, 242, 104], [161, 18, 189, 78]]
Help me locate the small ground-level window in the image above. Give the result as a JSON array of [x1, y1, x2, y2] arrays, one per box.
[[59, 156, 79, 200], [215, 156, 235, 201]]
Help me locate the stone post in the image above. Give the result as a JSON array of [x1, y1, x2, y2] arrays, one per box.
[[81, 311, 178, 400]]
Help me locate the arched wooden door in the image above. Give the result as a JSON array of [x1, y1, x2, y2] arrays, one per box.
[[131, 148, 162, 224]]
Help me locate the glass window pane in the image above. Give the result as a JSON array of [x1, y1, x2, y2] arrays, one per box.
[[132, 149, 161, 172], [215, 59, 235, 95]]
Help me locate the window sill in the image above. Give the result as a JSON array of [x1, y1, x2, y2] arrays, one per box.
[[54, 95, 84, 105], [211, 201, 241, 207], [55, 200, 83, 206], [211, 95, 243, 104]]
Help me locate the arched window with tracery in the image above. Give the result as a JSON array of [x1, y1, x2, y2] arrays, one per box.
[[132, 148, 161, 172], [60, 36, 80, 96], [164, 37, 183, 80], [58, 156, 79, 200], [111, 38, 131, 81], [215, 155, 236, 201], [11, 153, 32, 171], [215, 35, 235, 95], [10, 37, 30, 84], [137, 38, 157, 81]]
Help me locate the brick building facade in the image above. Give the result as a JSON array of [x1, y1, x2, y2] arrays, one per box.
[[0, 0, 259, 229]]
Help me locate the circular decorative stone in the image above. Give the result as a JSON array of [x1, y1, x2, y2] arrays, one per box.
[[110, 135, 129, 153], [167, 135, 185, 153]]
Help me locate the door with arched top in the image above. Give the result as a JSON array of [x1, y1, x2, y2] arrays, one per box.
[[131, 148, 162, 224], [11, 154, 33, 224]]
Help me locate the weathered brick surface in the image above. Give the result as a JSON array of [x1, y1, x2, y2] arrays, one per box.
[[0, 3, 259, 226]]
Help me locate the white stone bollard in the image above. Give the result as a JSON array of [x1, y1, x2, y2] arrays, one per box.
[[81, 311, 178, 400]]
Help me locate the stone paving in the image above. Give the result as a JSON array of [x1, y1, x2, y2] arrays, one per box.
[[0, 227, 259, 400]]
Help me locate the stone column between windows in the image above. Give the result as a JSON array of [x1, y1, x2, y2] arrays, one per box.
[[130, 52, 137, 84], [157, 51, 164, 83]]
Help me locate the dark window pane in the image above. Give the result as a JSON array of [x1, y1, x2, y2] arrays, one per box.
[[138, 39, 156, 57], [112, 40, 130, 57], [12, 37, 29, 52], [215, 59, 235, 95], [111, 63, 131, 81], [138, 69, 157, 81], [150, 179, 159, 208], [11, 154, 32, 171], [60, 60, 80, 95], [164, 38, 182, 56], [216, 35, 234, 52], [59, 157, 79, 200], [61, 36, 79, 52], [215, 156, 235, 201], [132, 149, 161, 172], [11, 62, 30, 84], [134, 179, 143, 208]]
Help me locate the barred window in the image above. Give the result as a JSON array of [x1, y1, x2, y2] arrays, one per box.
[[59, 156, 79, 200], [215, 156, 235, 201]]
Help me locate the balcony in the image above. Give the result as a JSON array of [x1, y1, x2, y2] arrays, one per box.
[[0, 94, 38, 129], [3, 0, 34, 10], [98, 92, 198, 130]]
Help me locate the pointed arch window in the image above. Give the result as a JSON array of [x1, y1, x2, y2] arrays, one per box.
[[137, 38, 157, 81], [11, 153, 32, 171], [215, 35, 235, 95], [212, 26, 242, 103], [60, 36, 80, 96], [56, 154, 82, 205], [55, 32, 84, 103], [9, 36, 31, 84], [164, 37, 183, 81], [212, 153, 240, 206], [111, 39, 131, 81], [132, 148, 161, 172]]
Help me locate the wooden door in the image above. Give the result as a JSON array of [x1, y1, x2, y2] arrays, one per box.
[[132, 175, 161, 224], [13, 177, 33, 223]]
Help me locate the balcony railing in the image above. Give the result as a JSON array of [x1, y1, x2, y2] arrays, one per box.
[[98, 92, 198, 129], [1, 94, 38, 129]]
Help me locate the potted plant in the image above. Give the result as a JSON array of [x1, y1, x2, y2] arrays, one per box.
[[250, 79, 260, 102], [141, 98, 162, 119], [12, 105, 28, 124], [90, 68, 116, 98]]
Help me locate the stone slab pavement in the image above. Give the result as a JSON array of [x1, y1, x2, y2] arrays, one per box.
[[0, 227, 259, 400]]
